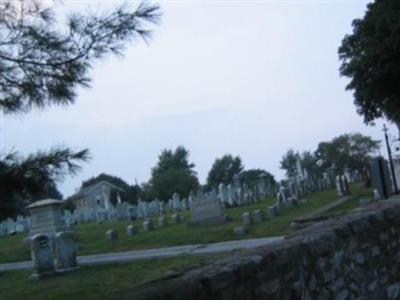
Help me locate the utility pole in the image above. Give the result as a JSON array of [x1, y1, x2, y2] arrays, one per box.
[[383, 124, 399, 194]]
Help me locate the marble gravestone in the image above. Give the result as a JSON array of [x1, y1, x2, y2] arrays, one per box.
[[190, 195, 226, 225], [27, 199, 66, 236], [30, 234, 56, 279], [54, 231, 78, 272]]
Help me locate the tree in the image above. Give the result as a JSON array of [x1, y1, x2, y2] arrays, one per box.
[[339, 0, 400, 124], [0, 1, 160, 219], [206, 154, 244, 188], [0, 148, 83, 219], [150, 146, 199, 200], [81, 173, 130, 190], [239, 169, 275, 187], [315, 133, 380, 178], [280, 149, 300, 178], [300, 151, 324, 180]]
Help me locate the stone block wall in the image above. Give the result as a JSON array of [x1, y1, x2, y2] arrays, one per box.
[[127, 200, 400, 300]]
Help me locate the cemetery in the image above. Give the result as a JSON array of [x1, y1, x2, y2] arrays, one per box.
[[2, 0, 400, 299], [0, 178, 374, 300]]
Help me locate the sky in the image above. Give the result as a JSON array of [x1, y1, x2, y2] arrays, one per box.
[[3, 0, 399, 197]]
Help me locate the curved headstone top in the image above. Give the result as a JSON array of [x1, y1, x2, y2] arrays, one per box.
[[27, 199, 62, 209]]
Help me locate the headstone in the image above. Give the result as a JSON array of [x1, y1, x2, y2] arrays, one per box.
[[127, 207, 137, 221], [242, 212, 252, 226], [253, 209, 264, 223], [126, 225, 137, 236], [158, 216, 166, 227], [171, 213, 182, 224], [227, 184, 235, 206], [172, 193, 180, 212], [26, 199, 66, 236], [190, 195, 226, 226], [143, 219, 154, 231], [267, 205, 278, 217], [105, 229, 118, 241], [54, 231, 78, 272], [30, 234, 55, 279], [371, 157, 393, 199], [233, 226, 247, 236]]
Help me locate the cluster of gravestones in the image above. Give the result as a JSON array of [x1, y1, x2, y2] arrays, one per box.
[[233, 209, 266, 236], [0, 216, 31, 237], [61, 171, 333, 230], [104, 213, 184, 241], [335, 175, 351, 197], [30, 232, 78, 279], [61, 174, 276, 228], [233, 175, 334, 236]]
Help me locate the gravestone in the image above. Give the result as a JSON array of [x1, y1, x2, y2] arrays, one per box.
[[143, 219, 154, 231], [30, 234, 55, 279], [371, 157, 392, 199], [190, 195, 226, 225], [126, 225, 137, 236], [171, 213, 182, 224], [253, 209, 264, 223], [54, 231, 78, 272], [233, 226, 247, 236], [127, 207, 137, 221], [242, 212, 252, 226], [27, 199, 66, 236], [105, 229, 118, 241], [158, 216, 166, 227]]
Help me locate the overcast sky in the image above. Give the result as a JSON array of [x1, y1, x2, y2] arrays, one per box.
[[3, 0, 399, 197]]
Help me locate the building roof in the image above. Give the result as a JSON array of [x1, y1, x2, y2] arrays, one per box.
[[27, 199, 62, 209]]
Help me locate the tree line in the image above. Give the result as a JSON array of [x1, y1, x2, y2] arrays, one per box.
[[70, 147, 276, 207], [280, 133, 381, 185]]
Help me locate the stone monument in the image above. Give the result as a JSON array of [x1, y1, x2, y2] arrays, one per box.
[[27, 199, 66, 236], [190, 193, 226, 225], [30, 234, 56, 279]]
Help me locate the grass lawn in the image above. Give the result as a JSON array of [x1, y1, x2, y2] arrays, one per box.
[[322, 184, 372, 215], [0, 254, 223, 300], [0, 184, 372, 264]]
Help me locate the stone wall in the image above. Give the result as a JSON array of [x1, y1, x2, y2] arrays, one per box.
[[126, 199, 400, 300]]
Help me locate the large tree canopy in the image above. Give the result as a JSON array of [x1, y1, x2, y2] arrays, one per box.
[[239, 169, 275, 187], [315, 133, 380, 176], [0, 0, 160, 219], [280, 149, 300, 178], [149, 146, 199, 201], [206, 154, 244, 188], [339, 0, 400, 124]]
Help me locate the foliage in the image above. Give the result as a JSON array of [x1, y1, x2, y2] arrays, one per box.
[[339, 0, 400, 124], [315, 133, 380, 176], [81, 173, 130, 190], [280, 149, 300, 178], [150, 146, 199, 200], [0, 148, 88, 219], [61, 198, 76, 213], [207, 154, 244, 188], [138, 182, 156, 202], [123, 184, 142, 204], [0, 0, 160, 219], [299, 151, 324, 180], [239, 169, 276, 187], [0, 0, 161, 113]]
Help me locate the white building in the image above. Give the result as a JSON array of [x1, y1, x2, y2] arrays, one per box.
[[69, 180, 125, 212]]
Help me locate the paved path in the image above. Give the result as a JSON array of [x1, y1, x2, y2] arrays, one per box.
[[0, 236, 284, 271]]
